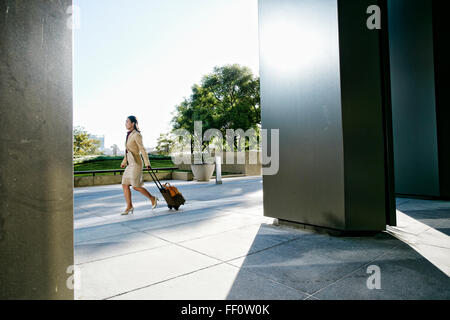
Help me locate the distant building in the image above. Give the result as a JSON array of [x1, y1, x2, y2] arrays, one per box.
[[88, 134, 105, 151], [102, 148, 113, 156]]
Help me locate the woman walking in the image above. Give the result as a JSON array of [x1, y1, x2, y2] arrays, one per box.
[[120, 116, 158, 215]]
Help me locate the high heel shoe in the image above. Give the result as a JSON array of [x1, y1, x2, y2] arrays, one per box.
[[152, 197, 159, 210], [121, 207, 134, 215]]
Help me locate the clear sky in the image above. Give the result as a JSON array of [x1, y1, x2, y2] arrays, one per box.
[[73, 0, 260, 151]]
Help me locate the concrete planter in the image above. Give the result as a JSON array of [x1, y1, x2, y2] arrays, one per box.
[[177, 152, 262, 176], [74, 172, 172, 188], [191, 164, 215, 181], [173, 171, 194, 181]]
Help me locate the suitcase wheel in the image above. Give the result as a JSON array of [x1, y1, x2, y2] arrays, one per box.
[[168, 205, 173, 210], [174, 205, 180, 211]]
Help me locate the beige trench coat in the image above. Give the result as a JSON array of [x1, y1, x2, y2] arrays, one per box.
[[121, 130, 150, 168]]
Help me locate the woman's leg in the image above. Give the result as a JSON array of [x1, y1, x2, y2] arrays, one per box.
[[122, 184, 133, 209], [133, 186, 156, 205]]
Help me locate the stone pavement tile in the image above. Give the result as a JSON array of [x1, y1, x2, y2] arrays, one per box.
[[313, 243, 450, 300], [222, 205, 265, 216], [406, 214, 447, 229], [119, 207, 232, 232], [387, 211, 450, 276], [397, 199, 450, 212], [75, 188, 167, 218], [144, 214, 268, 243], [83, 194, 204, 220], [414, 229, 450, 249], [74, 222, 137, 244], [75, 184, 124, 193], [228, 233, 400, 295], [74, 205, 105, 220], [395, 198, 411, 206], [84, 201, 222, 227], [171, 197, 263, 215], [75, 244, 221, 300], [402, 207, 450, 219], [75, 232, 170, 265], [146, 177, 260, 200], [74, 217, 109, 229], [74, 191, 124, 208], [390, 210, 432, 236], [180, 224, 306, 261], [396, 196, 450, 236], [304, 295, 320, 300], [436, 227, 450, 236], [74, 206, 92, 217], [76, 202, 133, 218], [408, 242, 450, 276], [73, 176, 264, 224], [110, 263, 308, 300], [400, 210, 450, 230]]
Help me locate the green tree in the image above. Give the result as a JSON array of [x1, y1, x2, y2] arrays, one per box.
[[171, 64, 261, 151], [73, 126, 101, 156], [111, 144, 119, 157], [155, 133, 175, 155]]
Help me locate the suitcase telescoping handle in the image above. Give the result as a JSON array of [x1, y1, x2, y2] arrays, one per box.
[[146, 164, 165, 191]]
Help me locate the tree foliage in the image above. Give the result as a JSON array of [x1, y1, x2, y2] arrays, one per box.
[[171, 64, 260, 151], [73, 126, 101, 156], [111, 144, 119, 157], [155, 133, 176, 155]]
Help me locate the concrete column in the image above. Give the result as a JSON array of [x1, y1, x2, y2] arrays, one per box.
[[259, 0, 394, 233], [0, 0, 74, 299]]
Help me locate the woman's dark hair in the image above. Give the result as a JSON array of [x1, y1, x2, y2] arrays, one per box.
[[128, 116, 140, 132]]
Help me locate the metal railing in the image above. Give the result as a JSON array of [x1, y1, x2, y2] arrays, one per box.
[[74, 167, 179, 176]]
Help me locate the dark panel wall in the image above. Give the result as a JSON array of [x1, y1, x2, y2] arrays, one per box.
[[388, 0, 440, 197], [338, 0, 393, 230], [260, 0, 392, 231], [432, 0, 450, 199], [0, 0, 74, 299], [260, 0, 346, 230]]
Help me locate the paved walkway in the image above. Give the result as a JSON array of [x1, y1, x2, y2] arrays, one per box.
[[74, 176, 450, 300]]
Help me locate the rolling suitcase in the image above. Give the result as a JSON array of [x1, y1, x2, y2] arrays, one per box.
[[146, 165, 186, 211]]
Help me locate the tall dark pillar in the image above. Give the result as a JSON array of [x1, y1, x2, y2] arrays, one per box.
[[388, 0, 440, 198], [432, 0, 450, 199], [0, 0, 74, 299], [387, 0, 450, 199], [259, 0, 395, 233]]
